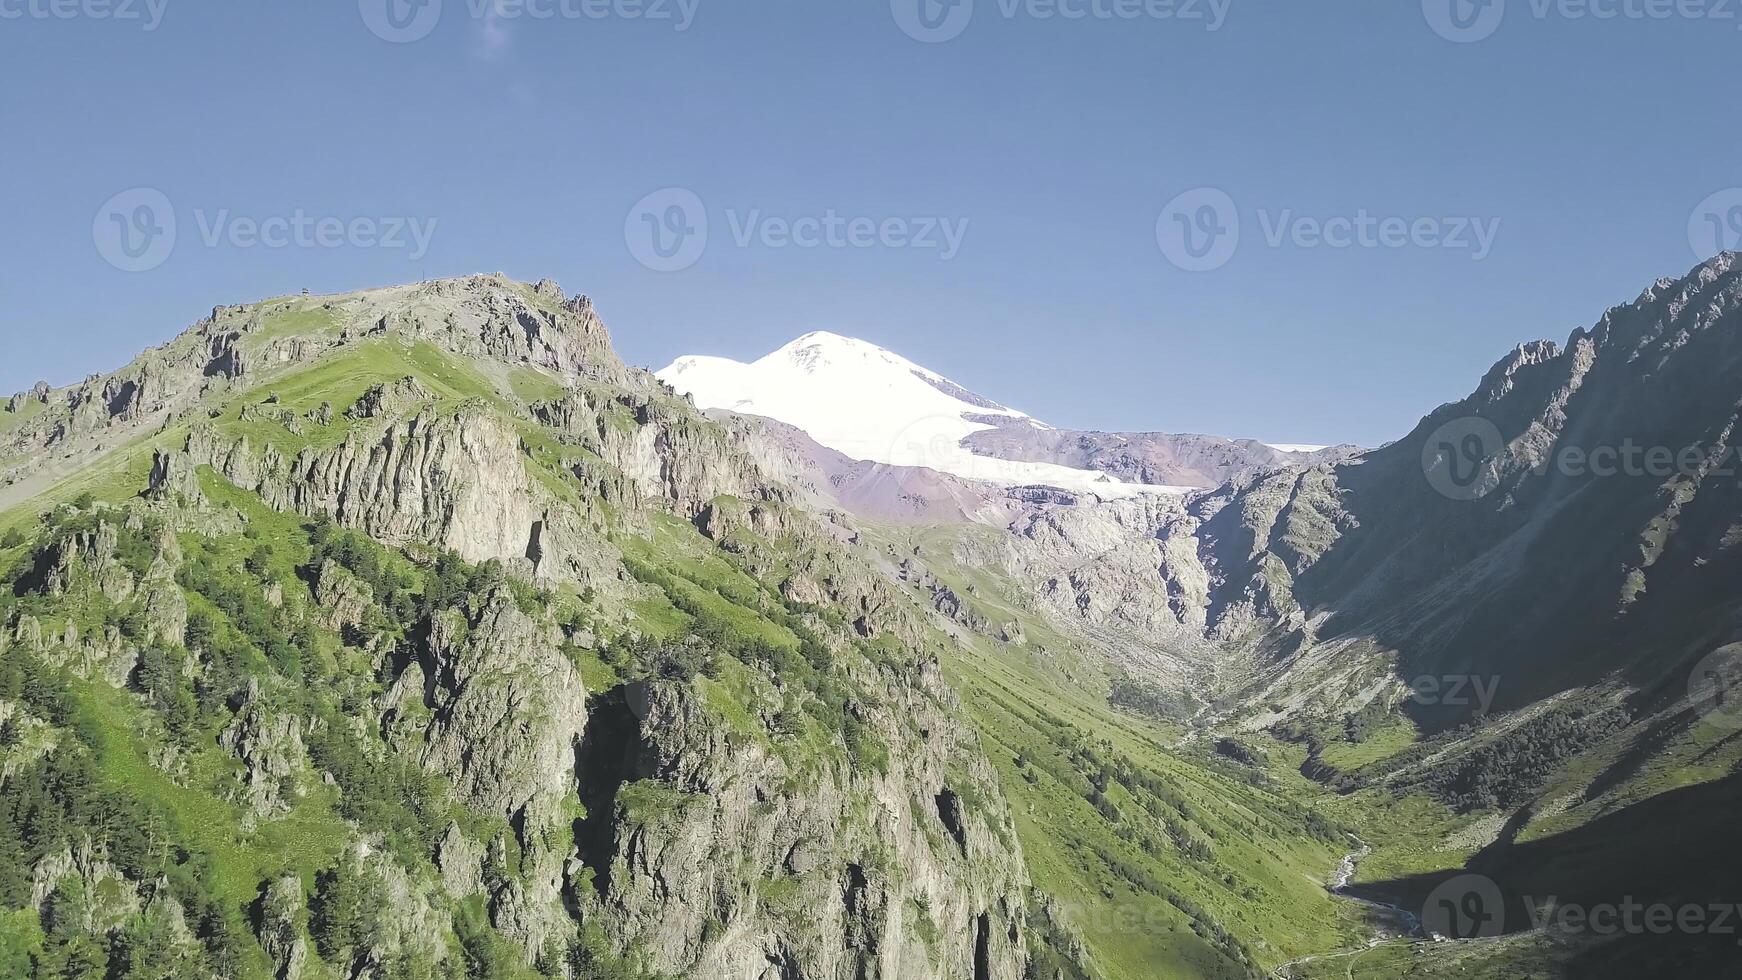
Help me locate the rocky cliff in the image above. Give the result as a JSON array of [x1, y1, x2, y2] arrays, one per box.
[[0, 273, 1058, 980]]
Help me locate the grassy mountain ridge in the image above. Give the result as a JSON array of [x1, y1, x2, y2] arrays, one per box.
[[0, 275, 1374, 980]]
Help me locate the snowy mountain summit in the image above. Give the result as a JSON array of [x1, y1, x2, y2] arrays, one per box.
[[657, 332, 1176, 497]]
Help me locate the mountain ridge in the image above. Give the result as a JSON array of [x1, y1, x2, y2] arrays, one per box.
[[8, 257, 1742, 978], [0, 271, 1372, 980], [657, 332, 1343, 495]]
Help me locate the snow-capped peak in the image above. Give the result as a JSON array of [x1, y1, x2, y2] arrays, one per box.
[[656, 333, 1170, 498], [775, 331, 912, 377]]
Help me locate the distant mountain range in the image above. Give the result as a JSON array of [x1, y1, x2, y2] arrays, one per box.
[[657, 331, 1357, 497]]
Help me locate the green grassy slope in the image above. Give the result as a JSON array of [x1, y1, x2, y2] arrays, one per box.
[[861, 523, 1370, 978]]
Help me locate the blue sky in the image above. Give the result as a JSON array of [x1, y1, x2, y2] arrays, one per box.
[[1, 0, 1738, 446]]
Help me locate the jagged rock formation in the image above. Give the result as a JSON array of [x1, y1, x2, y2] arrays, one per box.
[[579, 676, 1028, 979], [257, 876, 313, 980], [171, 407, 550, 569], [0, 275, 626, 511], [345, 376, 432, 420], [406, 586, 588, 954], [220, 681, 309, 820], [530, 387, 776, 525], [312, 559, 375, 635], [30, 838, 141, 932]]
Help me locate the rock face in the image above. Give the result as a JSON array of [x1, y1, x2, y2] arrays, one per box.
[[31, 838, 142, 936], [412, 587, 589, 954], [44, 520, 135, 603], [220, 681, 309, 820], [257, 876, 312, 980], [533, 388, 771, 521], [360, 275, 625, 383], [312, 559, 375, 635], [418, 588, 586, 820], [1, 273, 1052, 978], [346, 376, 432, 420], [180, 406, 543, 567], [579, 677, 1030, 980]]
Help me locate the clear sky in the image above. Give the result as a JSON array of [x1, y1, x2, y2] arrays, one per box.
[[2, 1, 1738, 446]]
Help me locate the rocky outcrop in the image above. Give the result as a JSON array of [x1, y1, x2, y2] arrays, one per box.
[[312, 559, 374, 636], [419, 587, 586, 821], [435, 823, 486, 899], [579, 675, 1030, 979], [31, 838, 142, 936], [21, 512, 185, 685], [257, 876, 312, 980], [323, 842, 450, 976], [413, 587, 588, 954], [147, 448, 204, 505], [4, 385, 46, 413], [534, 389, 773, 520], [931, 584, 990, 634], [345, 376, 432, 420], [220, 682, 309, 820], [44, 520, 134, 602], [137, 555, 188, 649], [366, 275, 625, 384], [183, 406, 545, 568]]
